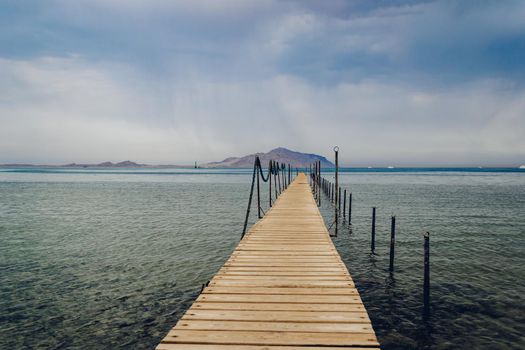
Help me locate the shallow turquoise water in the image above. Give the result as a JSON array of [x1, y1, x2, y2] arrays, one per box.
[[0, 168, 524, 349]]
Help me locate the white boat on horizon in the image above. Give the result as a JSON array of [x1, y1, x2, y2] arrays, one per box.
[[520, 165, 525, 169]]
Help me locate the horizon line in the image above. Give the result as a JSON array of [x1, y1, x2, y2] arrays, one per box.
[[1, 162, 524, 169]]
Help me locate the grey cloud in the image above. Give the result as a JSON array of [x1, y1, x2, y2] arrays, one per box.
[[1, 56, 523, 165], [0, 0, 524, 165]]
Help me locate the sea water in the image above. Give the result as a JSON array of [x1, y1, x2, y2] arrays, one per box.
[[0, 168, 523, 349]]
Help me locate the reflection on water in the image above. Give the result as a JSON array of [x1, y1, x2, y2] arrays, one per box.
[[0, 169, 524, 349]]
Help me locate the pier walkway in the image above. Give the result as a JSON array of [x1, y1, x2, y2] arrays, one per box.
[[156, 173, 379, 349]]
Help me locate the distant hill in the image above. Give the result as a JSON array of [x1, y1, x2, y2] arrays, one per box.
[[63, 160, 146, 168], [204, 147, 334, 168], [0, 161, 150, 168], [0, 151, 335, 169]]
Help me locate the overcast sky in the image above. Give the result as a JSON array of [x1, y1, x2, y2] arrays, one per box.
[[1, 0, 524, 166]]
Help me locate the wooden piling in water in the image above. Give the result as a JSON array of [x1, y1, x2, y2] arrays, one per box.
[[348, 192, 352, 224], [371, 207, 376, 252], [389, 216, 396, 272], [423, 232, 430, 316]]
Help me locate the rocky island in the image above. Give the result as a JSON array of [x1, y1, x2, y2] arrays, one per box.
[[203, 147, 334, 168]]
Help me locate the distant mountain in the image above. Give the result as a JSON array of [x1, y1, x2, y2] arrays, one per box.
[[63, 160, 146, 168], [0, 160, 195, 168], [204, 147, 334, 168]]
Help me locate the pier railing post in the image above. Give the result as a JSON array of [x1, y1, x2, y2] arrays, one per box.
[[311, 162, 315, 194], [283, 163, 286, 188], [278, 162, 282, 194], [423, 232, 430, 316], [338, 187, 341, 216], [318, 160, 321, 207], [343, 189, 347, 221], [241, 157, 259, 239], [256, 159, 262, 219], [281, 164, 286, 191], [334, 146, 339, 237], [309, 164, 312, 186], [273, 161, 278, 199], [282, 163, 286, 189], [371, 207, 376, 252], [389, 216, 396, 272], [283, 163, 286, 189], [269, 160, 273, 207], [315, 162, 318, 197]]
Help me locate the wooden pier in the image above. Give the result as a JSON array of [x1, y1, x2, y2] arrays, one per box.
[[156, 173, 379, 349]]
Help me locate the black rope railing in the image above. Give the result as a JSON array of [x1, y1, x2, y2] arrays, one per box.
[[241, 156, 296, 239]]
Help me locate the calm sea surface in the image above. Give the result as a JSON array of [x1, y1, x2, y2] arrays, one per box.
[[0, 168, 524, 349]]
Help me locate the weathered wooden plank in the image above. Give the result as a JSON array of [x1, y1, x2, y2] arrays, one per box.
[[227, 258, 342, 263], [224, 263, 345, 267], [225, 262, 345, 267], [221, 266, 344, 274], [230, 251, 337, 256], [190, 302, 365, 312], [213, 275, 351, 281], [232, 250, 337, 256], [241, 241, 330, 244], [196, 294, 364, 304], [228, 256, 341, 260], [157, 344, 379, 350], [217, 271, 349, 276], [227, 259, 342, 264], [174, 320, 374, 333], [181, 310, 370, 323], [163, 330, 379, 347], [236, 246, 336, 251], [209, 280, 355, 288], [203, 286, 358, 295]]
